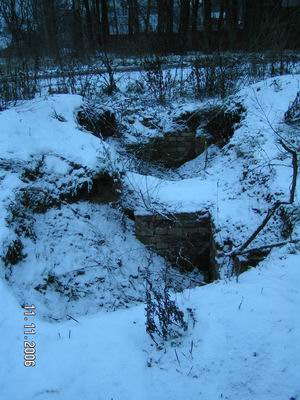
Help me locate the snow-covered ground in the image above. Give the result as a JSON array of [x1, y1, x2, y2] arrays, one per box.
[[0, 73, 299, 399], [8, 200, 198, 320], [0, 91, 197, 320], [128, 75, 300, 255], [1, 248, 299, 400]]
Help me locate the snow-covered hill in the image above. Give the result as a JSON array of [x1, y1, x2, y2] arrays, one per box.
[[1, 248, 299, 400], [0, 75, 299, 399]]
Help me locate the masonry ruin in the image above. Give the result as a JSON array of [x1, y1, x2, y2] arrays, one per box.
[[135, 210, 218, 282]]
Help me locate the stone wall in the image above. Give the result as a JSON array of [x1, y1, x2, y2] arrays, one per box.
[[135, 211, 218, 282], [127, 130, 199, 167], [126, 104, 244, 168]]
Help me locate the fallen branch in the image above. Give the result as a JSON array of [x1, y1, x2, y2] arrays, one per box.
[[237, 238, 300, 256], [228, 133, 299, 278], [236, 200, 286, 254], [233, 139, 298, 257]]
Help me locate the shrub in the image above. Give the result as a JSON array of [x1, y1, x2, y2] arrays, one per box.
[[141, 57, 176, 104], [145, 274, 188, 346], [2, 239, 25, 266], [191, 55, 242, 99], [77, 102, 117, 138], [285, 91, 300, 125], [0, 63, 39, 110], [195, 103, 245, 146]]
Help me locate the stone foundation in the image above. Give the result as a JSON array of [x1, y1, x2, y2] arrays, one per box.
[[135, 211, 218, 282], [127, 130, 198, 167], [127, 104, 245, 168]]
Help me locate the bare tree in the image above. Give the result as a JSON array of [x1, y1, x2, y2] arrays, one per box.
[[92, 0, 102, 44], [143, 0, 153, 33], [83, 0, 95, 49], [191, 0, 200, 33], [203, 0, 212, 51], [100, 0, 109, 41], [157, 0, 173, 34], [225, 0, 238, 48], [127, 0, 139, 35], [0, 0, 34, 55], [72, 0, 84, 56], [112, 0, 119, 34], [218, 0, 225, 32], [179, 0, 190, 47]]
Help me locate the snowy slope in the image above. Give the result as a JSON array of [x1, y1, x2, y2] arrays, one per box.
[[0, 94, 197, 320], [1, 247, 299, 400], [0, 94, 119, 168], [127, 75, 300, 253], [0, 94, 119, 248], [0, 74, 300, 400], [7, 201, 195, 320]]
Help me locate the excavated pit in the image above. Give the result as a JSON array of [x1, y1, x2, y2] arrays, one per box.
[[135, 211, 218, 283], [126, 103, 245, 168]]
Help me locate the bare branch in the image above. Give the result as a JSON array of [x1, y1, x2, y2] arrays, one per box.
[[279, 139, 298, 204], [236, 201, 285, 254], [238, 239, 300, 256]]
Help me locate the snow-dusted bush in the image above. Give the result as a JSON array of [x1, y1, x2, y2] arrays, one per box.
[[191, 55, 243, 99], [126, 79, 146, 95], [141, 57, 177, 104], [77, 102, 117, 138], [0, 65, 39, 110], [145, 273, 188, 346], [2, 239, 25, 267], [285, 91, 300, 125]]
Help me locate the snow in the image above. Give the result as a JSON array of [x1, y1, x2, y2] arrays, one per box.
[[0, 73, 300, 399], [0, 172, 22, 247], [126, 75, 300, 252], [1, 247, 299, 399], [0, 94, 117, 170], [0, 93, 121, 264], [44, 155, 71, 175], [0, 95, 196, 319], [8, 201, 192, 320]]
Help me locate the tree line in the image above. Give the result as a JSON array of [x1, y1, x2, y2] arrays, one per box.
[[0, 0, 299, 58]]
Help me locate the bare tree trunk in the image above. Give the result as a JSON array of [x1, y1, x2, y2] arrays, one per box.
[[133, 0, 140, 33], [157, 0, 173, 34], [203, 0, 212, 51], [100, 0, 109, 41], [157, 0, 164, 33], [93, 0, 102, 45], [191, 0, 200, 33], [112, 0, 119, 34], [218, 0, 225, 32], [128, 0, 139, 35], [145, 0, 152, 33], [128, 0, 134, 35], [243, 0, 263, 49], [225, 0, 238, 49], [166, 0, 174, 33], [72, 0, 84, 56], [83, 0, 95, 49], [179, 0, 190, 34]]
